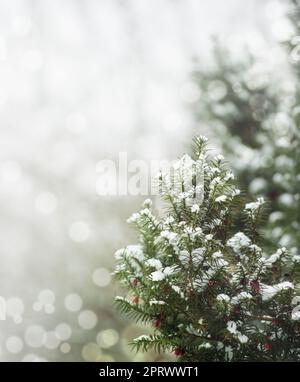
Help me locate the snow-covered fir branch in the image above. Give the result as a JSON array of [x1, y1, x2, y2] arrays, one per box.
[[114, 137, 300, 362]]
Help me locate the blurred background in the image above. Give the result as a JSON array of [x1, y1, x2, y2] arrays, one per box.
[[0, 0, 289, 361]]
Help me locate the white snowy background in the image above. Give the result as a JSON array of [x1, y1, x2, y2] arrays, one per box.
[[0, 0, 287, 361]]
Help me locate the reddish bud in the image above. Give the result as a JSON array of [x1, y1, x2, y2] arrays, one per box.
[[174, 347, 183, 357], [235, 307, 241, 316], [153, 319, 161, 329], [130, 278, 138, 287], [250, 280, 260, 294], [264, 343, 272, 351], [272, 319, 280, 326], [132, 295, 139, 304], [208, 279, 215, 286]]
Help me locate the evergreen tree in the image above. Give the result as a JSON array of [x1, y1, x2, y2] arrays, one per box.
[[114, 137, 300, 361], [191, 1, 300, 256]]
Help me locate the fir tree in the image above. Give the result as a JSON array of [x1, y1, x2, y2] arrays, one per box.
[[114, 137, 300, 362], [191, 1, 300, 256]]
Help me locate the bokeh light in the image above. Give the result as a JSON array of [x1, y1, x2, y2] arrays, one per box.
[[78, 310, 98, 330], [64, 294, 83, 313], [55, 323, 72, 341], [25, 325, 47, 348], [96, 329, 119, 349], [6, 336, 24, 354], [92, 268, 111, 288]]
